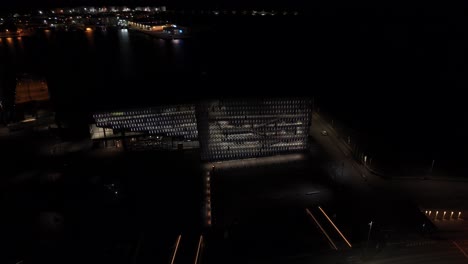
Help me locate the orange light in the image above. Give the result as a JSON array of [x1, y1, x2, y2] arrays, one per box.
[[306, 208, 338, 250], [318, 206, 352, 248], [194, 235, 203, 264], [170, 235, 182, 264], [452, 241, 468, 259], [151, 25, 164, 31], [85, 27, 92, 32]]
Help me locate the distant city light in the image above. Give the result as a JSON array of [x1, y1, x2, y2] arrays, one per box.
[[85, 27, 93, 32]]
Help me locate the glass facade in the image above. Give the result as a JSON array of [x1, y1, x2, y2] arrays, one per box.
[[92, 98, 312, 160], [196, 98, 312, 160], [93, 104, 198, 140]]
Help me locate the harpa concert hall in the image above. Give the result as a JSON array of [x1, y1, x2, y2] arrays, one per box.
[[91, 98, 312, 161]]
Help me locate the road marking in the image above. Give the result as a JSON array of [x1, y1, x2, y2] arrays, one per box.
[[171, 234, 182, 264], [452, 241, 468, 260], [318, 206, 352, 248], [194, 235, 203, 264], [306, 208, 338, 250]]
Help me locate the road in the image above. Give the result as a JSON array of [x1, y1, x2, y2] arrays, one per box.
[[312, 111, 468, 211], [310, 112, 385, 192], [312, 111, 468, 263], [369, 240, 468, 264]]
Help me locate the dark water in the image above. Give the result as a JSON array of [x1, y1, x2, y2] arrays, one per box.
[[0, 12, 467, 175]]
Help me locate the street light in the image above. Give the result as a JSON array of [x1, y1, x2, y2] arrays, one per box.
[[429, 159, 435, 175], [366, 221, 373, 252]]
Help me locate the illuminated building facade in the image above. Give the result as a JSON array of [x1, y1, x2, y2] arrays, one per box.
[[15, 75, 49, 104], [92, 98, 312, 160], [196, 98, 312, 160], [92, 104, 198, 140], [12, 74, 52, 122]]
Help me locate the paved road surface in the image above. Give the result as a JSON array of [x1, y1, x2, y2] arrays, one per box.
[[369, 240, 468, 264], [310, 112, 385, 192]]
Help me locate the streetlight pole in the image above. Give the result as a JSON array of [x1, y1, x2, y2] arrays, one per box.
[[429, 159, 435, 175], [366, 221, 373, 253]]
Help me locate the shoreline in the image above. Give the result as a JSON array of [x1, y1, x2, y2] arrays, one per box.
[[129, 28, 190, 40]]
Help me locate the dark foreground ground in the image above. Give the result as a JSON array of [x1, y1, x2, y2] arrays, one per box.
[[203, 141, 435, 264], [1, 126, 467, 264], [0, 129, 203, 264]]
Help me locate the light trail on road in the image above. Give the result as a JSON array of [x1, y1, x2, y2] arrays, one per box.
[[306, 208, 338, 250], [194, 235, 204, 264], [452, 241, 468, 260], [170, 234, 182, 264], [318, 206, 352, 248]]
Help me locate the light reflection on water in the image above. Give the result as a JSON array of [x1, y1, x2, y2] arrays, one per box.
[[0, 29, 196, 108], [44, 29, 52, 40], [17, 37, 24, 51], [85, 29, 95, 47], [117, 28, 134, 78], [5, 37, 15, 53]]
